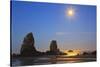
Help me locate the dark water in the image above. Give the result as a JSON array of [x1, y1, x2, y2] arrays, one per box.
[[11, 55, 96, 66]]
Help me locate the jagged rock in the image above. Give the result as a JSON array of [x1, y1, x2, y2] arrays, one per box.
[[20, 32, 38, 56]]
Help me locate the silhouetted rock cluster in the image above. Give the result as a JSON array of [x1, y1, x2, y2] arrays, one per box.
[[82, 50, 96, 55], [19, 32, 96, 57], [20, 32, 65, 57]]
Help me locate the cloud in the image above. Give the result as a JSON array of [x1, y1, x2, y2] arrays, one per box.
[[56, 32, 66, 36], [55, 32, 95, 36]]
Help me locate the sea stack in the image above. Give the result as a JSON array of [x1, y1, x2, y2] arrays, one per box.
[[20, 32, 38, 56], [46, 40, 60, 55], [50, 40, 58, 52]]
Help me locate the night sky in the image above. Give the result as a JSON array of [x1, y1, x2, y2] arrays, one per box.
[[11, 1, 96, 54]]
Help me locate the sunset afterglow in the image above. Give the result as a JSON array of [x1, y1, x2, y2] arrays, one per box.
[[64, 50, 80, 57]]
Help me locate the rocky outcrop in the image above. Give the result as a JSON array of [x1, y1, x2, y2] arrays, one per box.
[[46, 40, 60, 55], [20, 33, 66, 56], [20, 32, 38, 56], [50, 40, 59, 52]]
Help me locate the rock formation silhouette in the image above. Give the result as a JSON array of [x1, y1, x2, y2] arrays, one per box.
[[46, 40, 61, 55], [20, 32, 39, 56], [50, 40, 59, 53], [20, 33, 66, 57]]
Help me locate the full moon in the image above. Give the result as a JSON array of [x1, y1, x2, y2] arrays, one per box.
[[67, 8, 74, 17]]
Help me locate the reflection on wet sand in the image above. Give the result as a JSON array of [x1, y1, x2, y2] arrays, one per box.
[[12, 55, 96, 66], [50, 56, 57, 64]]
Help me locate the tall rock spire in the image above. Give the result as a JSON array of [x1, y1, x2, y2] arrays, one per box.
[[20, 32, 37, 56]]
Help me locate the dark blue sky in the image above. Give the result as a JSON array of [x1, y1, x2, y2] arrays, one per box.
[[11, 1, 96, 54]]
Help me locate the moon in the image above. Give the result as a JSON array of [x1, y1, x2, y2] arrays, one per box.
[[67, 7, 74, 17]]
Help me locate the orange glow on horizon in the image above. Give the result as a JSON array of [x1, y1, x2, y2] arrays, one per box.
[[64, 50, 80, 57]]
